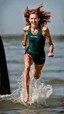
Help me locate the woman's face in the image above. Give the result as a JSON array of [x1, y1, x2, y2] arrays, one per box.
[[29, 13, 40, 27]]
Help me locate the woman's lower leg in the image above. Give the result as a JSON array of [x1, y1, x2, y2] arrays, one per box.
[[24, 68, 30, 103]]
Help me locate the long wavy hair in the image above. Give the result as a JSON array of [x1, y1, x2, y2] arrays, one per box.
[[24, 3, 51, 27]]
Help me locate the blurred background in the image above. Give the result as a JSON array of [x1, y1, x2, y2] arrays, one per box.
[[0, 0, 64, 36]]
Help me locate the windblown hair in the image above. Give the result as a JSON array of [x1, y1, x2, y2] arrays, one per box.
[[24, 3, 51, 26]]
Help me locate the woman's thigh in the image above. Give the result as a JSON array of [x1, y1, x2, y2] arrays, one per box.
[[33, 64, 44, 75], [24, 54, 33, 68]]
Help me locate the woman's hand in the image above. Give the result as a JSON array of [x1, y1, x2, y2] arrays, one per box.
[[22, 41, 26, 50], [48, 52, 54, 57]]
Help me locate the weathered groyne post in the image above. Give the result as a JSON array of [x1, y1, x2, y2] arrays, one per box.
[[0, 36, 11, 94]]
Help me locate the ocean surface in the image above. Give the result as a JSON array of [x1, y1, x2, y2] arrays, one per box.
[[0, 35, 64, 114]]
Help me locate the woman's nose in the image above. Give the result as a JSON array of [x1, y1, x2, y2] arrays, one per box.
[[33, 19, 35, 22]]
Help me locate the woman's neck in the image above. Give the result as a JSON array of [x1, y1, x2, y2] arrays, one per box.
[[30, 26, 39, 35], [30, 24, 39, 30]]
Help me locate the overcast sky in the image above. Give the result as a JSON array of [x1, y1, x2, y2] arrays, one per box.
[[0, 0, 64, 35]]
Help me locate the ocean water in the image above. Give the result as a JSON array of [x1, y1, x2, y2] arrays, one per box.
[[0, 35, 64, 114]]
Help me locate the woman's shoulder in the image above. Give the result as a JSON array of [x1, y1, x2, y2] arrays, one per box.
[[23, 26, 30, 32], [42, 26, 49, 37], [42, 26, 49, 32]]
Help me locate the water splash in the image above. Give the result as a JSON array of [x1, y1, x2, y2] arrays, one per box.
[[0, 64, 53, 105]]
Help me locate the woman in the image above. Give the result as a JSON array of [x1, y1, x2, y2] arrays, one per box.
[[22, 3, 54, 103]]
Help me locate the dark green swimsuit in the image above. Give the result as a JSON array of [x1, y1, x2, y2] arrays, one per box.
[[25, 27, 46, 64]]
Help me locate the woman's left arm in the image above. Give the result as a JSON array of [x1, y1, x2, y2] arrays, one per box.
[[42, 26, 54, 57]]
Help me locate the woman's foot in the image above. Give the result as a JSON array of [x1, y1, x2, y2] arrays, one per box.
[[24, 94, 29, 103]]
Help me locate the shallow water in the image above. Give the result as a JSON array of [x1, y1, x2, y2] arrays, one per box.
[[0, 35, 64, 114]]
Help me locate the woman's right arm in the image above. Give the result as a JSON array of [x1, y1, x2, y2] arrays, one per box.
[[22, 26, 29, 50]]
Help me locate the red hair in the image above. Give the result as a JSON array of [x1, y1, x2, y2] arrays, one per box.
[[24, 3, 51, 26]]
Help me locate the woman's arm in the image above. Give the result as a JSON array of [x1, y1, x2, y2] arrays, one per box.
[[42, 26, 54, 57], [22, 32, 27, 50], [22, 26, 29, 50]]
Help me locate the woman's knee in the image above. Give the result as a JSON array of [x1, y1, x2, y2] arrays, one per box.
[[24, 65, 30, 74], [33, 71, 41, 79], [34, 75, 40, 79]]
